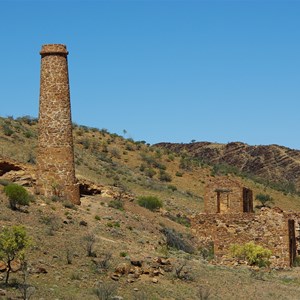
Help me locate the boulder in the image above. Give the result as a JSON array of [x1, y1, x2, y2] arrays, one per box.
[[0, 261, 7, 272], [131, 258, 143, 267], [115, 263, 131, 275], [11, 260, 21, 272], [111, 273, 121, 281]]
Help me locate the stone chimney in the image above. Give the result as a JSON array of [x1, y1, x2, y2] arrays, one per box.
[[36, 44, 80, 204]]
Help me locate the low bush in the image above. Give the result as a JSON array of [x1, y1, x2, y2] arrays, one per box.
[[2, 124, 14, 136], [4, 184, 30, 210], [92, 252, 112, 274], [63, 200, 77, 210], [161, 227, 194, 254], [159, 171, 172, 182], [137, 196, 163, 211], [168, 214, 191, 227], [198, 242, 214, 261], [108, 199, 124, 210], [110, 147, 121, 159], [39, 215, 61, 236], [174, 259, 194, 281], [175, 171, 183, 177], [83, 233, 96, 257], [230, 241, 272, 267], [24, 130, 34, 138], [255, 193, 274, 208], [167, 185, 177, 192], [144, 168, 156, 178], [93, 281, 117, 300]]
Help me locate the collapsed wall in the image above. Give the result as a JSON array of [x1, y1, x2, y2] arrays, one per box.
[[192, 176, 300, 268], [191, 207, 300, 268]]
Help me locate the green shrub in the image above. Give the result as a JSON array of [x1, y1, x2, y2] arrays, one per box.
[[175, 171, 183, 177], [24, 130, 34, 138], [93, 282, 117, 300], [167, 154, 175, 161], [120, 251, 128, 257], [159, 171, 172, 182], [255, 193, 274, 208], [70, 272, 81, 280], [137, 196, 163, 211], [108, 199, 124, 210], [125, 143, 135, 151], [110, 147, 121, 158], [4, 184, 30, 210], [0, 225, 31, 284], [106, 221, 120, 228], [161, 227, 194, 254], [198, 242, 214, 261], [16, 115, 37, 125], [63, 200, 77, 210], [179, 157, 194, 171], [139, 164, 145, 172], [2, 124, 14, 136], [39, 215, 61, 236], [80, 138, 90, 149], [153, 161, 166, 170], [230, 241, 272, 267], [168, 214, 191, 227], [145, 168, 156, 178], [167, 185, 177, 192]]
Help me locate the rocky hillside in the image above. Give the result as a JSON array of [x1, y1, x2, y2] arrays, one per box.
[[155, 141, 300, 193], [1, 116, 300, 299]]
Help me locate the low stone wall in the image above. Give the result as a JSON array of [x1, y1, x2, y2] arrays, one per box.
[[191, 208, 300, 268]]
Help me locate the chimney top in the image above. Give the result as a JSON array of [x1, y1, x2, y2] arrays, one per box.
[[40, 44, 68, 56]]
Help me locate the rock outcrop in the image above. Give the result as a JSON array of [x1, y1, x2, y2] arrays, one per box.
[[156, 141, 300, 191]]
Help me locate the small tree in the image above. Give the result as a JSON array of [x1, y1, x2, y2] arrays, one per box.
[[0, 226, 31, 284], [255, 193, 274, 208], [4, 184, 30, 210]]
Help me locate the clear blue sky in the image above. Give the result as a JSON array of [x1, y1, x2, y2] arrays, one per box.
[[1, 0, 299, 149]]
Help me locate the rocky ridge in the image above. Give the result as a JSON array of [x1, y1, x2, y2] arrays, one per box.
[[155, 141, 300, 191]]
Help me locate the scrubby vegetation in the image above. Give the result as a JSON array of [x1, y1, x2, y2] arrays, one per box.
[[137, 195, 163, 211], [0, 225, 31, 284], [4, 183, 30, 210], [255, 193, 274, 208], [1, 116, 300, 299], [230, 242, 272, 267]]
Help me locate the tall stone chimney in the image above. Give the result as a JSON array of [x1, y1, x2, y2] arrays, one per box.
[[36, 44, 80, 204]]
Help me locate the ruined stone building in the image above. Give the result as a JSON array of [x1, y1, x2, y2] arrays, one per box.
[[36, 44, 80, 204], [191, 176, 300, 268]]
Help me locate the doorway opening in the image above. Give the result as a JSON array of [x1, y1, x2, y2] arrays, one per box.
[[243, 188, 253, 213], [289, 219, 296, 267]]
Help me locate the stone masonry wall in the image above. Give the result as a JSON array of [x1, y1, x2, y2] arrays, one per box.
[[205, 177, 249, 213], [191, 208, 300, 268], [36, 44, 80, 204]]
